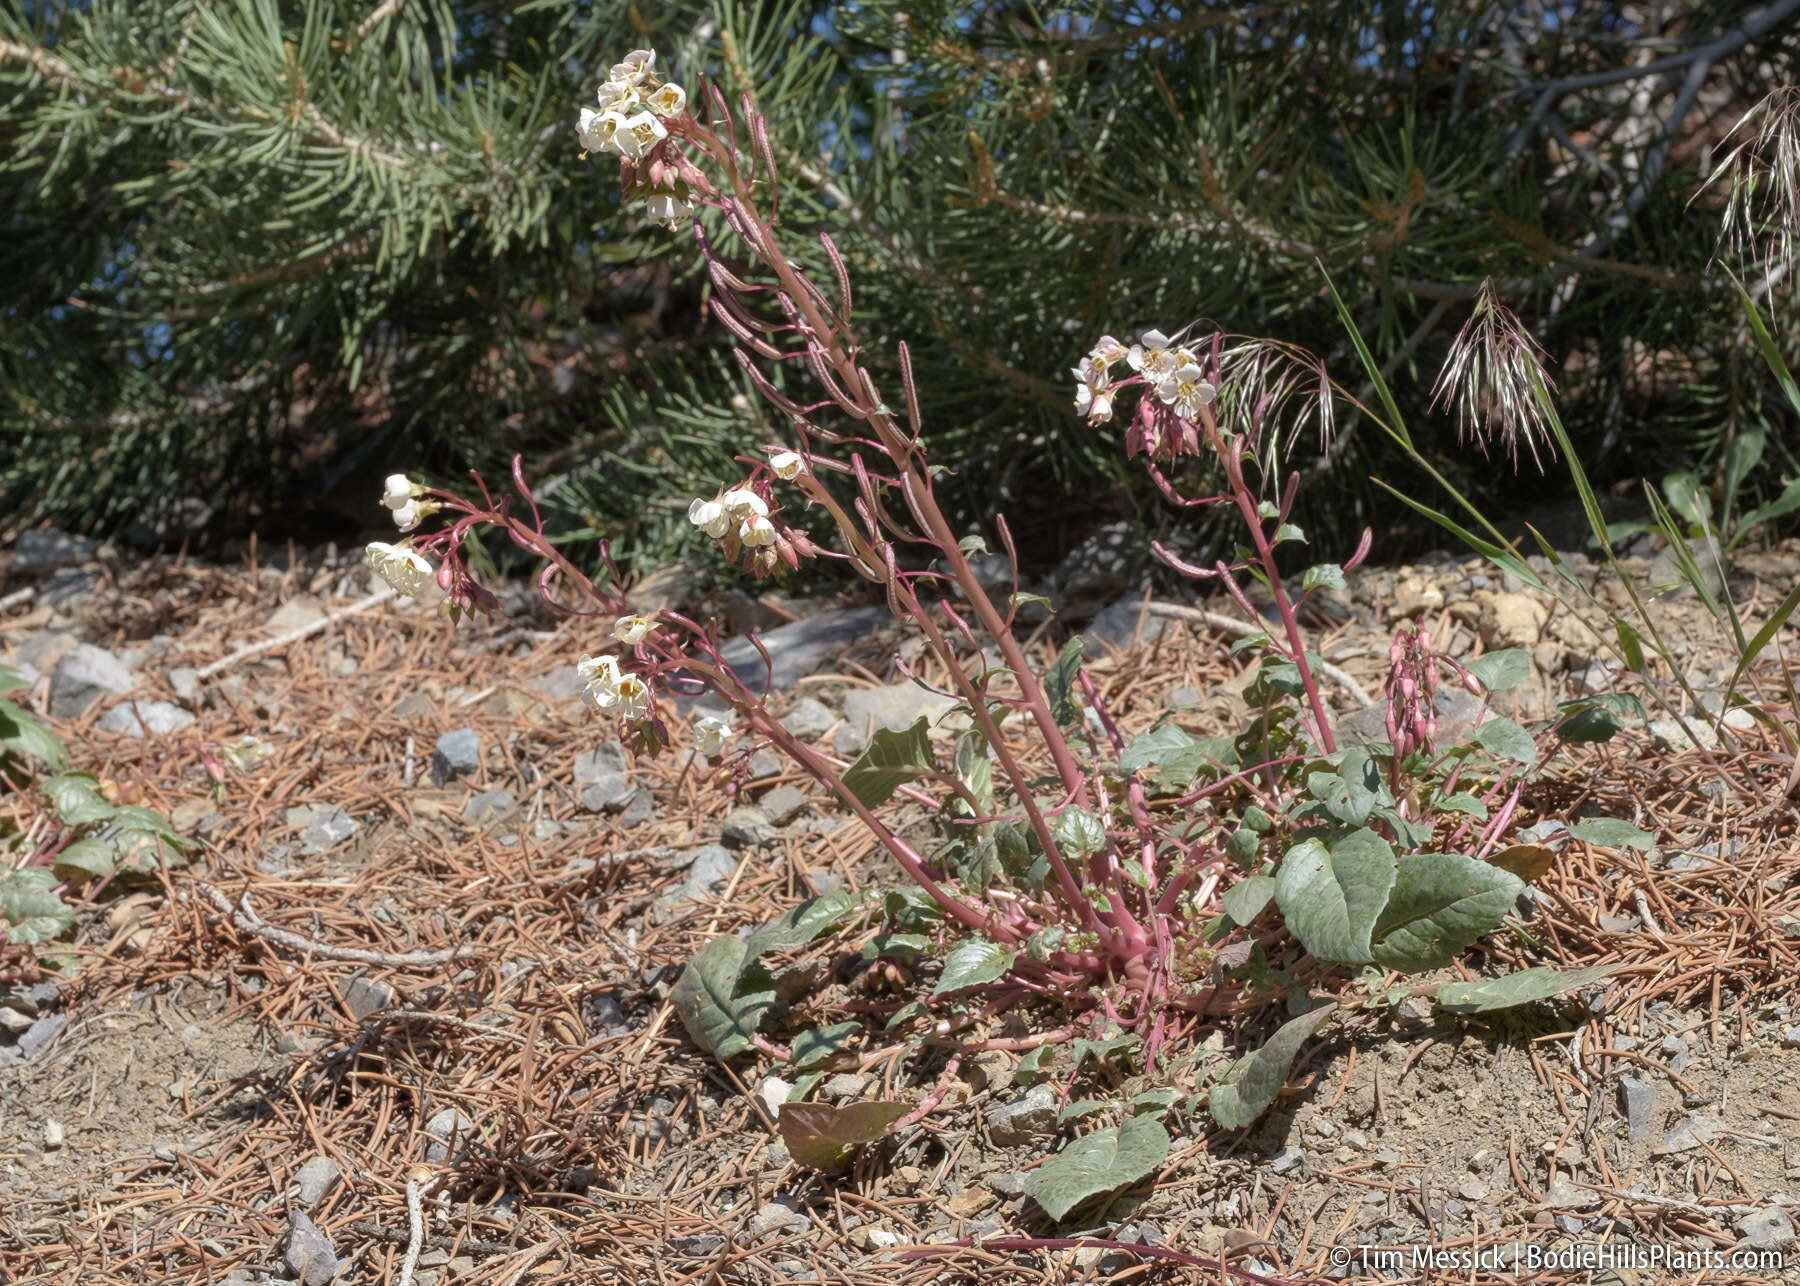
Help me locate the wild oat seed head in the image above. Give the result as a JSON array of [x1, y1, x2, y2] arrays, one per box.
[[1429, 280, 1556, 470]]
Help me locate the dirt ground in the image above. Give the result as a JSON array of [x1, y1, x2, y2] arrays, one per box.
[[2, 542, 1798, 1285]]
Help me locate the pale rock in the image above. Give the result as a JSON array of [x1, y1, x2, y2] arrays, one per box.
[[1477, 592, 1548, 649]]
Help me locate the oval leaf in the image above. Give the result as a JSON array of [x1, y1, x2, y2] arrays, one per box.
[[1473, 717, 1536, 765], [1569, 817, 1655, 851], [670, 935, 774, 1059], [744, 891, 858, 960], [1274, 829, 1396, 964], [52, 837, 118, 882], [1436, 963, 1621, 1014], [1023, 1116, 1171, 1221], [934, 936, 1014, 994], [1222, 875, 1277, 927], [841, 718, 936, 808], [1466, 649, 1530, 693], [1369, 853, 1523, 973], [1209, 1004, 1336, 1130], [1487, 842, 1553, 884], [779, 1100, 908, 1173]]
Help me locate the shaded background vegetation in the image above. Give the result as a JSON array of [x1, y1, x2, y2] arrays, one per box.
[[3, 0, 1798, 575]]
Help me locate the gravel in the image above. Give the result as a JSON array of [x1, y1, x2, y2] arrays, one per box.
[[431, 727, 482, 785], [987, 1083, 1058, 1146]]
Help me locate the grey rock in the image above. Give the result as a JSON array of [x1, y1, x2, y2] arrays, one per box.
[[748, 1201, 808, 1239], [292, 1156, 340, 1207], [39, 569, 99, 606], [747, 749, 781, 778], [988, 1083, 1058, 1146], [721, 806, 778, 849], [1649, 716, 1720, 753], [297, 808, 356, 855], [1, 980, 58, 1016], [779, 697, 839, 741], [1618, 1074, 1655, 1142], [1082, 598, 1173, 654], [573, 744, 629, 783], [284, 1210, 339, 1286], [13, 528, 96, 571], [821, 1072, 870, 1100], [1654, 1116, 1722, 1155], [1649, 536, 1725, 599], [834, 682, 960, 756], [674, 1234, 727, 1257], [0, 1006, 31, 1035], [680, 845, 737, 900], [1048, 522, 1141, 617], [1737, 1205, 1797, 1251], [463, 789, 515, 824], [17, 1013, 66, 1059], [344, 976, 394, 1021], [716, 606, 888, 692], [528, 665, 587, 702], [167, 667, 201, 701], [423, 1108, 475, 1163], [617, 790, 654, 828], [578, 774, 636, 813], [1269, 1146, 1306, 1176], [97, 699, 196, 739], [760, 784, 810, 825], [49, 644, 138, 718], [431, 728, 482, 786], [991, 1169, 1030, 1198], [587, 994, 627, 1031]]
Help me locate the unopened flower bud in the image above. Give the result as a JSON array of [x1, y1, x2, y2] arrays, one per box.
[[381, 474, 417, 511], [1463, 672, 1482, 695]]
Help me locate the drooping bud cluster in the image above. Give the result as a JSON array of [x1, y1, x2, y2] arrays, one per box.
[[686, 477, 817, 578], [1075, 329, 1218, 462], [577, 49, 695, 226], [1383, 623, 1483, 759], [577, 652, 652, 720], [380, 473, 435, 533], [365, 540, 433, 597]]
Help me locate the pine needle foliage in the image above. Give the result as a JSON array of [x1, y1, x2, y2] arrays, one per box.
[[4, 2, 1798, 565]]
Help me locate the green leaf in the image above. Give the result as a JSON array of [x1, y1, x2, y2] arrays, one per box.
[[1465, 649, 1530, 693], [1222, 875, 1277, 927], [934, 936, 1014, 994], [670, 935, 775, 1060], [778, 1100, 909, 1173], [0, 664, 26, 694], [1016, 1045, 1056, 1083], [1304, 749, 1385, 826], [791, 1021, 862, 1069], [39, 774, 115, 827], [1436, 964, 1621, 1014], [1662, 470, 1711, 529], [1302, 563, 1346, 592], [841, 718, 935, 808], [1072, 1033, 1140, 1071], [883, 888, 942, 932], [1569, 817, 1655, 851], [1226, 826, 1260, 867], [1555, 706, 1624, 744], [862, 932, 930, 963], [958, 534, 989, 556], [1023, 1116, 1171, 1221], [0, 868, 75, 945], [1369, 854, 1523, 973], [744, 891, 857, 960], [1058, 1098, 1113, 1123], [1436, 791, 1488, 820], [52, 837, 118, 882], [1209, 1005, 1336, 1129], [0, 699, 67, 773], [1045, 639, 1085, 728], [1051, 807, 1106, 860], [1271, 523, 1306, 545], [885, 1000, 930, 1032], [1274, 829, 1396, 964], [1473, 718, 1536, 765], [953, 734, 994, 813]]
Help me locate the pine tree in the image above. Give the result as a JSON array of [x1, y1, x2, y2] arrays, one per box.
[[5, 1, 1797, 565]]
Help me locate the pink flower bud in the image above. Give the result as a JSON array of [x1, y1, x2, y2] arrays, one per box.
[[437, 563, 455, 591], [1464, 672, 1482, 695]]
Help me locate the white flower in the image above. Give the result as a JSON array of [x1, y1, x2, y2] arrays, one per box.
[[613, 613, 656, 645], [688, 496, 730, 539], [577, 107, 623, 153], [1073, 354, 1114, 422], [577, 652, 623, 693], [1090, 335, 1129, 367], [644, 190, 694, 224], [391, 499, 423, 532], [365, 542, 433, 597], [1155, 362, 1216, 420], [380, 473, 415, 510], [645, 82, 686, 118], [615, 110, 667, 160], [739, 513, 777, 547], [610, 49, 655, 86], [596, 78, 637, 112], [612, 672, 652, 721], [720, 488, 769, 521], [693, 713, 732, 756], [1128, 328, 1179, 383], [769, 450, 803, 479]]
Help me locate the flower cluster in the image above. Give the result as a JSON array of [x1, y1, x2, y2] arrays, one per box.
[[576, 49, 694, 225], [1075, 329, 1218, 462], [577, 652, 652, 720], [1383, 623, 1483, 760], [686, 477, 816, 578]]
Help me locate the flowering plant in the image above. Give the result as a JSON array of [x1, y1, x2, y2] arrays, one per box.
[[373, 49, 1636, 1207]]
